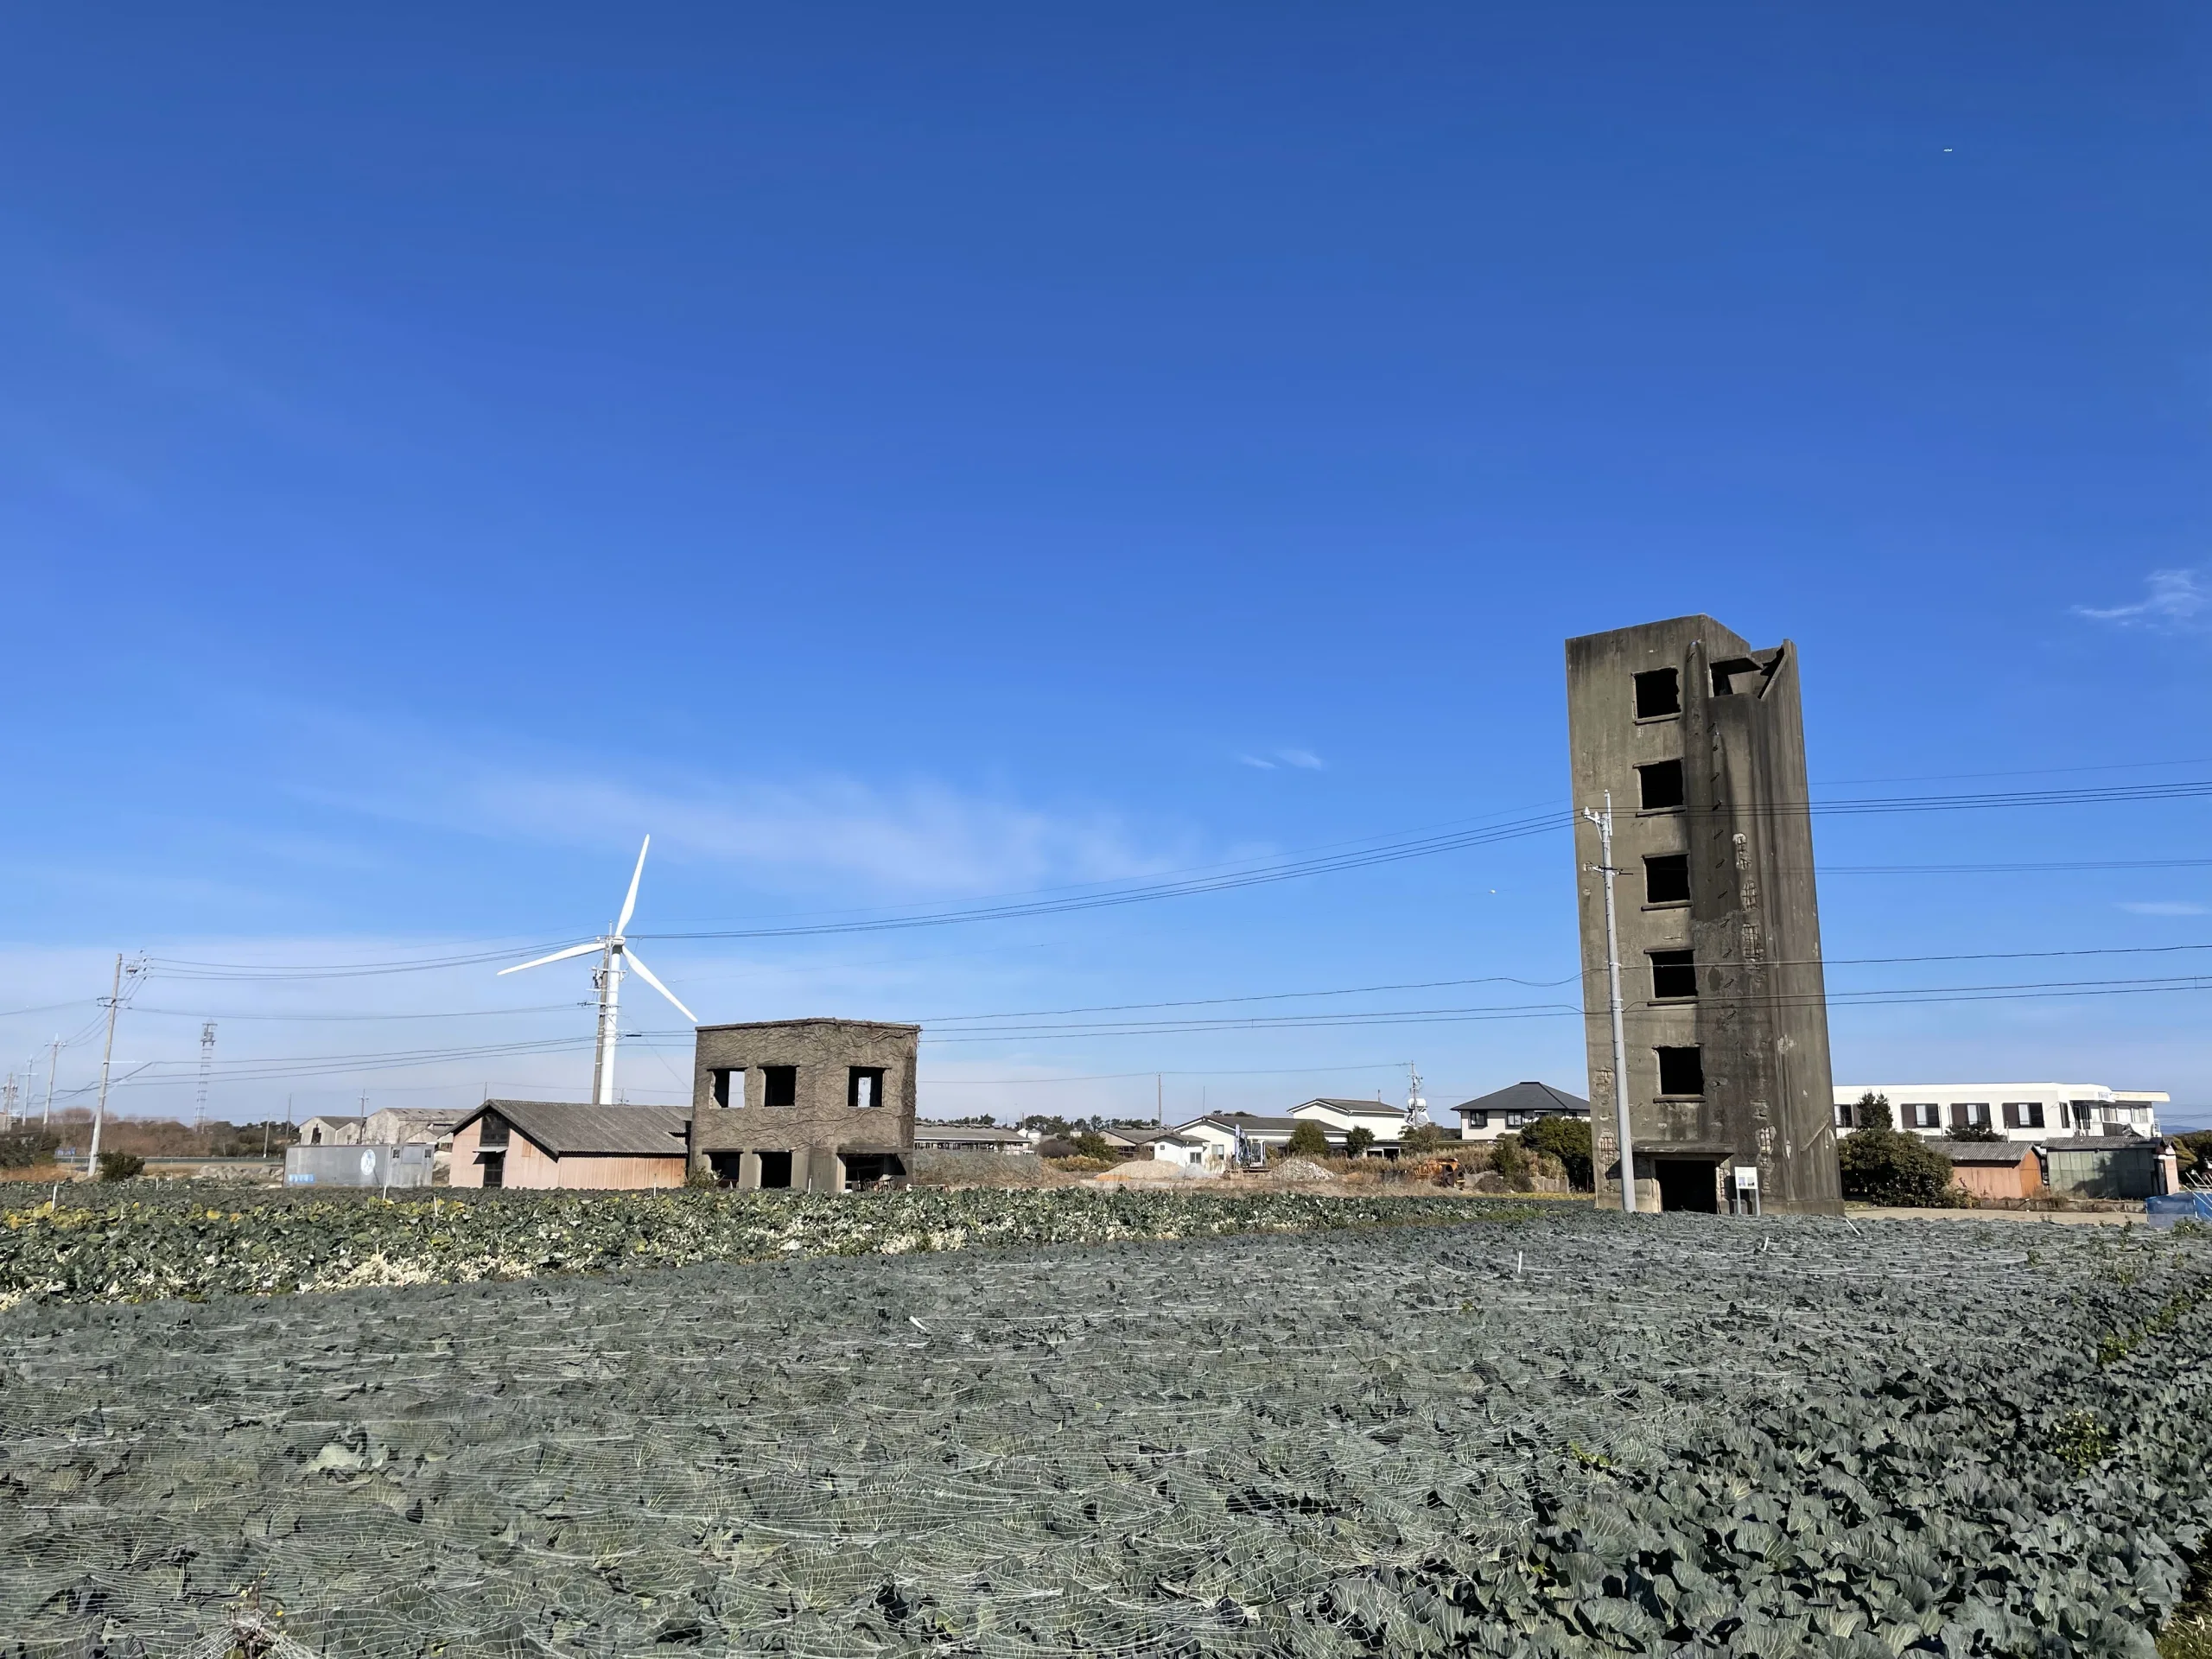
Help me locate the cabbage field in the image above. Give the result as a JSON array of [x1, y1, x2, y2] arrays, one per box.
[[0, 1185, 1501, 1310], [1, 1204, 2208, 1657]]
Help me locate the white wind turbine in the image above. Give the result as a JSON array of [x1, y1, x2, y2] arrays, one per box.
[[499, 836, 697, 1105]]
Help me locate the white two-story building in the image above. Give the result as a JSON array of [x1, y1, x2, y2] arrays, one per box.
[[1834, 1083, 2166, 1143]]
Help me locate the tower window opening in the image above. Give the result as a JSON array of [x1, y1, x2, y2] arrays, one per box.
[[1637, 760, 1685, 811], [1633, 668, 1681, 719]]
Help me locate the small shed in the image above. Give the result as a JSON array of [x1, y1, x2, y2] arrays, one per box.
[[2043, 1135, 2167, 1201], [448, 1101, 690, 1190], [1942, 1141, 2042, 1203], [297, 1115, 363, 1147], [912, 1124, 1036, 1155]]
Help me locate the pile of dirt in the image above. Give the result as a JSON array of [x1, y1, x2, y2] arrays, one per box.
[[1268, 1158, 1338, 1183]]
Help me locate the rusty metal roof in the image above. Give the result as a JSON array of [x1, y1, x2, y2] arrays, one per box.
[[462, 1100, 690, 1159]]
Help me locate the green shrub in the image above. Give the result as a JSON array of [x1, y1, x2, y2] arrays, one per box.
[[0, 1131, 58, 1170], [1489, 1133, 1534, 1192], [1284, 1121, 1330, 1158], [1519, 1116, 1592, 1189], [1071, 1130, 1113, 1162], [95, 1151, 145, 1183], [1400, 1122, 1445, 1158], [1344, 1125, 1376, 1157], [1946, 1123, 2004, 1143], [1856, 1091, 1894, 1129], [1839, 1125, 1954, 1205]]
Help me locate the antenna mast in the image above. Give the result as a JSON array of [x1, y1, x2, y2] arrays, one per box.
[[193, 1022, 217, 1129]]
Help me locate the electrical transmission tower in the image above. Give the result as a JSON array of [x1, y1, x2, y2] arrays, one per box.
[[194, 1021, 217, 1130]]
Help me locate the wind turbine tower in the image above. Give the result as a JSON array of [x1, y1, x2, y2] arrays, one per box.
[[499, 836, 698, 1106]]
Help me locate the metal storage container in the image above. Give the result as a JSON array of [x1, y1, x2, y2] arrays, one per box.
[[283, 1142, 435, 1188]]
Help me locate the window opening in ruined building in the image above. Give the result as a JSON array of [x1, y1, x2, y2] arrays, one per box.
[[478, 1112, 509, 1148], [2002, 1102, 2045, 1130], [1632, 668, 1680, 719], [758, 1149, 794, 1188], [479, 1150, 505, 1188], [2067, 1100, 2098, 1128], [1709, 657, 1759, 696], [849, 1067, 886, 1109], [1834, 1101, 1856, 1129], [1648, 949, 1696, 1001], [1643, 853, 1690, 905], [842, 1152, 905, 1190], [1637, 759, 1685, 810], [1907, 1103, 1940, 1129], [762, 1066, 798, 1108], [1950, 1102, 1991, 1130], [1656, 1046, 1704, 1097], [711, 1068, 744, 1108]]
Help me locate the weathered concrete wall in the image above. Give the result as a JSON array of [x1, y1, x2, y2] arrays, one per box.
[[689, 1019, 919, 1192], [1566, 615, 1842, 1215]]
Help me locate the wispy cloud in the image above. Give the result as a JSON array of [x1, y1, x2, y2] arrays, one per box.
[[2075, 569, 2209, 631], [2117, 900, 2209, 917], [1236, 747, 1325, 772], [461, 769, 1173, 893], [281, 713, 1182, 897]]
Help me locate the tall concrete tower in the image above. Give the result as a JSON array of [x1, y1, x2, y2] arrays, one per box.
[[1566, 615, 1842, 1215]]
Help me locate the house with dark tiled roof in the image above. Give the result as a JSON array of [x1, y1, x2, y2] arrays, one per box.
[[1450, 1081, 1591, 1143]]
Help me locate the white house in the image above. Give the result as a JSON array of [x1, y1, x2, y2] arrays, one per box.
[[1174, 1113, 1315, 1166], [1834, 1084, 2167, 1143], [1450, 1081, 1591, 1143], [1289, 1098, 1409, 1153], [1147, 1131, 1216, 1169]]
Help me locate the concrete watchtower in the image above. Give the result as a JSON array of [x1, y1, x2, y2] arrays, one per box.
[[1565, 615, 1843, 1215]]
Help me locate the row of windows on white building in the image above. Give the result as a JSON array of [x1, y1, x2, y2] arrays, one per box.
[[1833, 1084, 2165, 1142]]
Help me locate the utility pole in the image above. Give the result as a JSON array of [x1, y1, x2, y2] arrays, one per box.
[[42, 1037, 59, 1128], [87, 954, 127, 1176], [1582, 793, 1638, 1215], [1155, 1073, 1161, 1127]]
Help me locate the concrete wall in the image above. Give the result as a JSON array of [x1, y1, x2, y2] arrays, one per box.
[[448, 1118, 685, 1190], [689, 1018, 919, 1191], [1566, 616, 1842, 1215]]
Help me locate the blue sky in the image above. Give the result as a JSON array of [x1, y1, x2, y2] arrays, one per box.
[[3, 3, 2209, 1131]]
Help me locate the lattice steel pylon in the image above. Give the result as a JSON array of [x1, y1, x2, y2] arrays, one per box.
[[193, 1021, 216, 1130]]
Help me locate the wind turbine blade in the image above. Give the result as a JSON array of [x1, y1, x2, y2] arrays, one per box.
[[497, 940, 602, 976], [615, 835, 651, 935], [624, 950, 697, 1024]]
